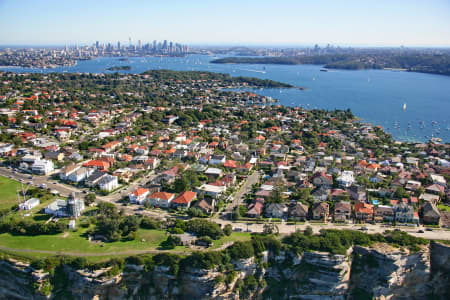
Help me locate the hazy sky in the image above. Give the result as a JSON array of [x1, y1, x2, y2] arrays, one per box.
[[1, 0, 449, 46]]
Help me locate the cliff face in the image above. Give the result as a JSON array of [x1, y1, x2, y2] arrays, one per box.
[[349, 244, 431, 300], [0, 242, 449, 300]]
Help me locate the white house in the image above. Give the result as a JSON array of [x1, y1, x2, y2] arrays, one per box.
[[68, 167, 93, 183], [32, 159, 54, 175], [19, 198, 40, 210], [196, 184, 226, 198], [129, 188, 150, 204], [59, 164, 81, 181], [148, 192, 175, 208], [337, 171, 355, 188], [97, 175, 119, 192], [209, 155, 226, 165]]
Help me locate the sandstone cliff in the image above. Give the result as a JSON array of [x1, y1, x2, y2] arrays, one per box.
[[0, 241, 449, 299]]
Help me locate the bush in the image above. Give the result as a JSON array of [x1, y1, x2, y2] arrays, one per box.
[[185, 219, 223, 240], [223, 224, 233, 236], [228, 241, 254, 260], [197, 236, 213, 247]]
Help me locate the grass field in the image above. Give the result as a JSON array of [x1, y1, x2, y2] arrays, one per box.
[[0, 226, 250, 260], [0, 176, 23, 210], [211, 232, 252, 249], [438, 204, 450, 212], [0, 227, 169, 254]]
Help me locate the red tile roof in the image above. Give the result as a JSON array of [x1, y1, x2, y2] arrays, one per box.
[[172, 191, 197, 204]]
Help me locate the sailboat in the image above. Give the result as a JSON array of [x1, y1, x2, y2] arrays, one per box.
[[402, 103, 407, 110]]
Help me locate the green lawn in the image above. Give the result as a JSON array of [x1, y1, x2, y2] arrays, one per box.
[[211, 232, 252, 249], [0, 227, 169, 255], [0, 176, 23, 210], [437, 204, 450, 212]]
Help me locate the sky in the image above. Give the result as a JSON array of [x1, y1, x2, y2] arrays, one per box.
[[0, 0, 449, 47]]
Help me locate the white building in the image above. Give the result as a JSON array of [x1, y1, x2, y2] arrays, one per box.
[[196, 184, 226, 198], [68, 167, 93, 183], [337, 171, 355, 188], [32, 159, 54, 175], [129, 188, 150, 204], [97, 175, 118, 192], [19, 198, 40, 210]]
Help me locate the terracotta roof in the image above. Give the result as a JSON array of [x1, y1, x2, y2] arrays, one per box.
[[132, 188, 149, 197], [172, 191, 197, 204], [149, 192, 174, 201]]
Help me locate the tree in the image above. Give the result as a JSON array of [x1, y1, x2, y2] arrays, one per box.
[[85, 193, 96, 205], [174, 176, 189, 193], [223, 224, 233, 236], [263, 223, 279, 235], [304, 226, 313, 236]]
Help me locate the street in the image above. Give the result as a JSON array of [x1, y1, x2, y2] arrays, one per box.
[[1, 166, 449, 241]]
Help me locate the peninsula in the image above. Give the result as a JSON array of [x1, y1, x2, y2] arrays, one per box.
[[211, 53, 450, 76]]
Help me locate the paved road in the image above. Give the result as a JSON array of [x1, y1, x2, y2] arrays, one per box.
[[225, 171, 260, 213], [212, 219, 450, 240]]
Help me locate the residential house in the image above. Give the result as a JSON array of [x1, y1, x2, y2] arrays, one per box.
[[68, 167, 93, 183], [171, 191, 197, 209], [289, 202, 309, 221], [247, 198, 264, 218], [393, 202, 418, 224], [83, 160, 110, 171], [148, 192, 175, 208], [59, 164, 81, 181], [44, 151, 64, 161], [129, 188, 150, 205], [312, 186, 330, 202], [311, 172, 333, 187], [32, 159, 54, 175], [85, 170, 108, 187], [209, 155, 226, 165], [348, 186, 367, 202], [205, 167, 223, 179], [337, 171, 355, 188], [374, 205, 395, 223], [334, 201, 352, 222], [196, 184, 226, 198], [354, 201, 374, 222], [422, 202, 441, 225], [312, 202, 329, 221], [265, 203, 288, 218], [193, 199, 215, 215], [97, 175, 119, 192]]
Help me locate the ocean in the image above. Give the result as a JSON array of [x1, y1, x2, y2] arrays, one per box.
[[2, 54, 449, 142]]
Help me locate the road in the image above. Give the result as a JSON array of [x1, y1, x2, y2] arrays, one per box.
[[225, 171, 260, 213], [2, 167, 449, 241], [212, 219, 450, 240]]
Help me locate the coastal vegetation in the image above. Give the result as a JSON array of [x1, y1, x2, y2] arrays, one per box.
[[211, 53, 450, 76], [106, 65, 132, 71]]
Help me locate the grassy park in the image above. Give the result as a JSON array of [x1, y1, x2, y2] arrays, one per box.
[[0, 176, 22, 210]]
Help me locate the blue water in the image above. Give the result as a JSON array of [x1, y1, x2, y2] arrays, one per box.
[[1, 54, 449, 142]]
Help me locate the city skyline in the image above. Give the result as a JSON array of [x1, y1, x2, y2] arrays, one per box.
[[1, 0, 450, 47]]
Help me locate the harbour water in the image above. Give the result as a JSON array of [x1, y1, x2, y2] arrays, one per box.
[[1, 54, 449, 143]]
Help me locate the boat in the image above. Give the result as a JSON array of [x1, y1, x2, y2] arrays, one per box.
[[402, 103, 407, 110], [320, 68, 328, 72]]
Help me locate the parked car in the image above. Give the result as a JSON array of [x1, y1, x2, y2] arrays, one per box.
[[426, 228, 433, 231], [360, 227, 368, 231], [40, 184, 47, 189], [418, 230, 424, 233]]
